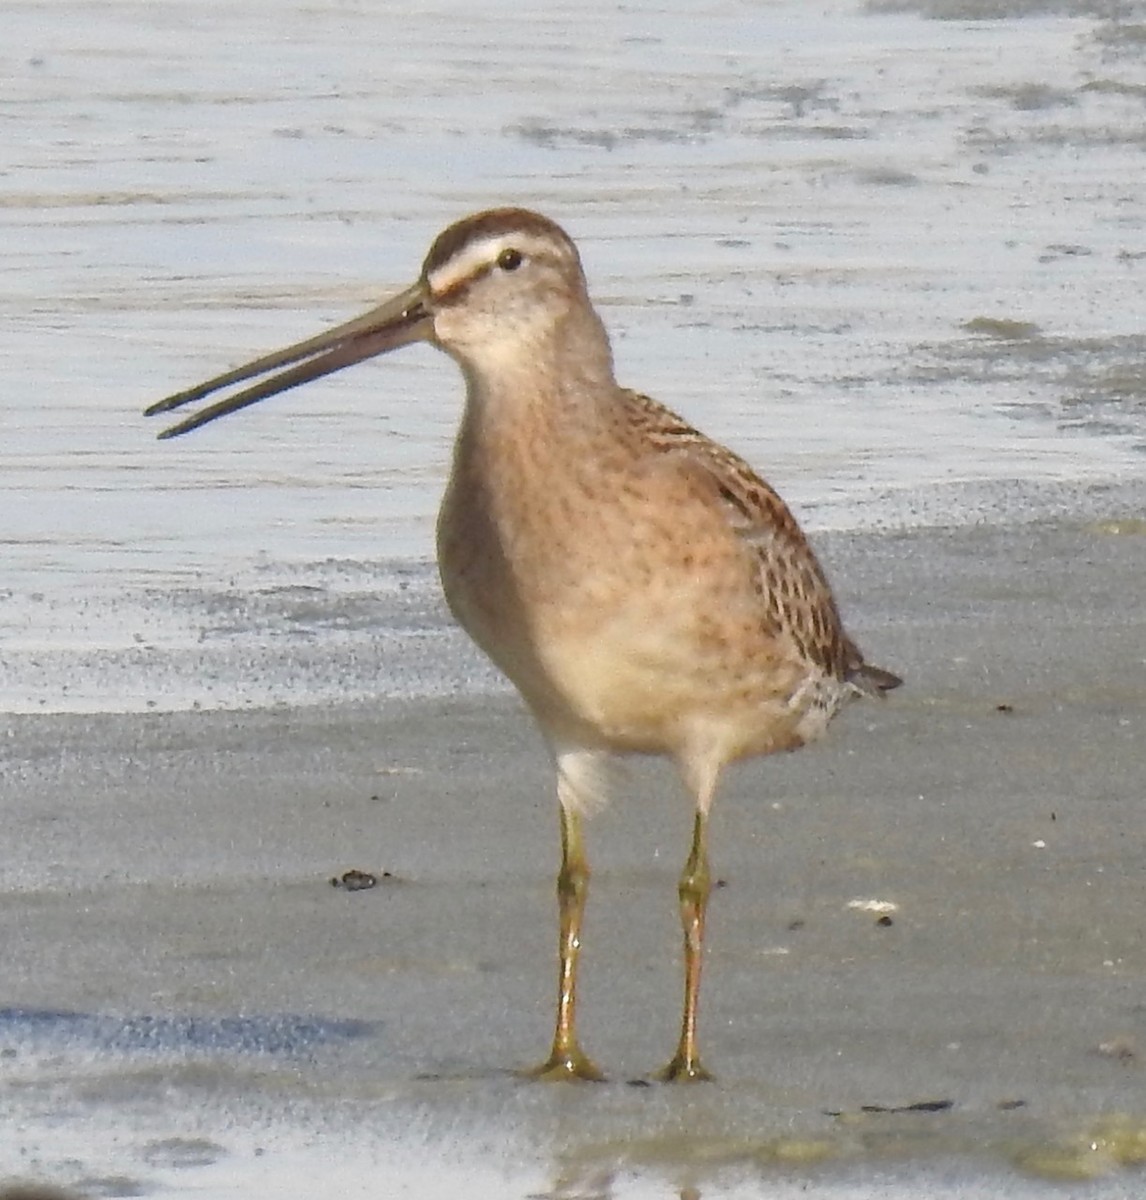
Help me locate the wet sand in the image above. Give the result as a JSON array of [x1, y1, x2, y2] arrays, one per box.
[[3, 513, 1145, 1197]]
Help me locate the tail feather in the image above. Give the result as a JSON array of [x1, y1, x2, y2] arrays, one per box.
[[848, 662, 903, 698]]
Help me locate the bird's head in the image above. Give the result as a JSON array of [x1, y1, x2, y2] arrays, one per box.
[[145, 208, 596, 438]]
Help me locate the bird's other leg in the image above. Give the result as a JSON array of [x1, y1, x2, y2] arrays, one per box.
[[525, 785, 605, 1082], [658, 782, 717, 1082]]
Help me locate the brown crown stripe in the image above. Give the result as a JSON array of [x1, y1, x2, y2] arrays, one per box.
[[422, 207, 577, 277]]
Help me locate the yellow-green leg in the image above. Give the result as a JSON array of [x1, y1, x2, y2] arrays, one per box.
[[657, 810, 715, 1082], [524, 806, 606, 1082]]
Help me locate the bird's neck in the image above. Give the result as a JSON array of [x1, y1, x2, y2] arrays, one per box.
[[457, 309, 620, 445]]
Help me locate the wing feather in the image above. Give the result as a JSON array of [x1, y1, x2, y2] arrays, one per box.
[[621, 389, 898, 692]]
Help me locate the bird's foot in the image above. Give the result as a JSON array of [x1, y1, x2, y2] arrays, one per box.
[[521, 1046, 607, 1083], [654, 1053, 715, 1083]]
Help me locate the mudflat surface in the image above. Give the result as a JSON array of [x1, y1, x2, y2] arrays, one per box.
[[3, 517, 1145, 1197]]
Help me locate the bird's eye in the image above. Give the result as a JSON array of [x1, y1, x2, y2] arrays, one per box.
[[497, 247, 524, 272]]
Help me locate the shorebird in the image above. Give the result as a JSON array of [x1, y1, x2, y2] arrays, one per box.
[[146, 207, 900, 1082]]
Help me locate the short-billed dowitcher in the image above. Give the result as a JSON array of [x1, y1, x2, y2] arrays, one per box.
[[146, 207, 901, 1082]]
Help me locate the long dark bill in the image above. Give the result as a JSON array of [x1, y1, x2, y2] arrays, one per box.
[[144, 281, 432, 439]]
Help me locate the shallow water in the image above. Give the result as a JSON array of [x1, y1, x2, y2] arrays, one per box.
[[5, 0, 1146, 712]]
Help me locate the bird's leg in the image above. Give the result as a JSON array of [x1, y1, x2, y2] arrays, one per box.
[[657, 809, 715, 1082], [524, 805, 605, 1082]]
